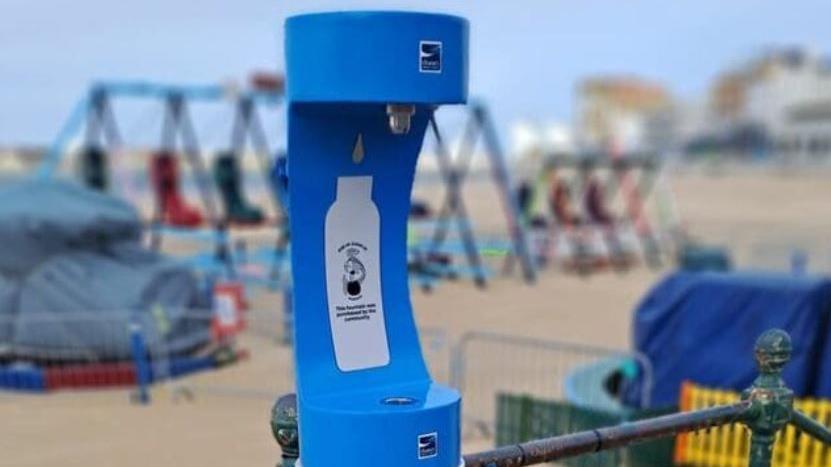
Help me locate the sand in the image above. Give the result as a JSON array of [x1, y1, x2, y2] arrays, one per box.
[[3, 168, 830, 466]]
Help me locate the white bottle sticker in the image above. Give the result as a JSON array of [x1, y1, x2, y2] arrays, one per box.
[[324, 176, 390, 371]]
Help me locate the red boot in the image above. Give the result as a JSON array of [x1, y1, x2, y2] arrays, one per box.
[[150, 152, 203, 227]]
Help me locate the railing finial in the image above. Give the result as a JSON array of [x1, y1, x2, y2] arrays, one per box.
[[742, 329, 795, 467], [271, 393, 299, 467], [754, 328, 792, 376]]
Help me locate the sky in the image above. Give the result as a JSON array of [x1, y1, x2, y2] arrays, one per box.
[[0, 0, 829, 146]]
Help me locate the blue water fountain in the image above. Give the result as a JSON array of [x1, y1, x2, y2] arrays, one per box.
[[285, 11, 468, 467]]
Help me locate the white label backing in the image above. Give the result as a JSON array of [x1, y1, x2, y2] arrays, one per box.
[[324, 176, 390, 371]]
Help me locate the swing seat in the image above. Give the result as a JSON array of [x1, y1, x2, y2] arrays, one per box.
[[214, 152, 265, 226], [409, 199, 432, 219], [584, 214, 642, 269], [584, 177, 627, 229], [150, 152, 204, 228], [163, 194, 204, 227], [549, 179, 583, 228], [79, 146, 109, 191]]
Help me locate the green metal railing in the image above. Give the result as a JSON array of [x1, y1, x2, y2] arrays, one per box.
[[270, 329, 831, 467]]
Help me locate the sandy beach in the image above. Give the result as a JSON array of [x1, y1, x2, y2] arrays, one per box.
[[3, 168, 831, 466]]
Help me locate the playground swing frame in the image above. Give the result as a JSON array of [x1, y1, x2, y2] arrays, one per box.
[[224, 93, 292, 286], [38, 81, 287, 283], [540, 153, 665, 273], [418, 102, 537, 287], [561, 157, 633, 272]]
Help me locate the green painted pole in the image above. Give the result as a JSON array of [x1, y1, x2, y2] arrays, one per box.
[[741, 329, 795, 467], [271, 393, 299, 467], [791, 410, 831, 444]]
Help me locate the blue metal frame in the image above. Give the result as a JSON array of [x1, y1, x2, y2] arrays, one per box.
[[37, 81, 282, 179], [35, 79, 288, 287]]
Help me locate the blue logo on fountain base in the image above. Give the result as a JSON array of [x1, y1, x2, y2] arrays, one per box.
[[418, 432, 438, 459]]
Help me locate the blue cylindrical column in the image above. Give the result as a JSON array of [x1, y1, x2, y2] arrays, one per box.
[[285, 11, 468, 467]]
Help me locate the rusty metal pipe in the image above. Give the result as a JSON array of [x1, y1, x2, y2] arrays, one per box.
[[462, 401, 752, 467]]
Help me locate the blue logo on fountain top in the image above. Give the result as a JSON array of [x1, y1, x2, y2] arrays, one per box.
[[420, 41, 442, 73]]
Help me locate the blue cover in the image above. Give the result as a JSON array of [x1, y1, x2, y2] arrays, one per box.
[[14, 246, 206, 361], [0, 179, 141, 276], [632, 271, 831, 408], [0, 276, 17, 347], [0, 180, 208, 362]]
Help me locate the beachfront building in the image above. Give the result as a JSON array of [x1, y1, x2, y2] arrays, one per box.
[[706, 47, 831, 161], [574, 76, 675, 155]]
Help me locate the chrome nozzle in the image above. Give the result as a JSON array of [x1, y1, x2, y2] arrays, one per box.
[[386, 104, 416, 135]]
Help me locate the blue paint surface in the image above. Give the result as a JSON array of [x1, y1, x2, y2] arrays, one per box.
[[0, 366, 46, 392], [285, 11, 468, 104], [286, 11, 467, 467]]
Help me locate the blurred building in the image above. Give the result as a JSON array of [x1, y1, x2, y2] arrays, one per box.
[[702, 47, 831, 160], [0, 146, 43, 176], [574, 76, 675, 155], [510, 120, 574, 177]]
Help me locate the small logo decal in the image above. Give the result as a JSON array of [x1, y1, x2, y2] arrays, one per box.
[[418, 432, 438, 459], [342, 247, 366, 300], [419, 41, 442, 73]]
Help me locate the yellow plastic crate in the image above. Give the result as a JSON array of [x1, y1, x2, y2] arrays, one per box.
[[675, 381, 831, 466]]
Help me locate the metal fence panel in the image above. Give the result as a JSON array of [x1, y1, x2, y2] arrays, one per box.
[[176, 323, 451, 402], [451, 331, 653, 440], [0, 309, 229, 399]]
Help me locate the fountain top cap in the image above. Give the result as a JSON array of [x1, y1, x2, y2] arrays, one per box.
[[285, 11, 468, 105]]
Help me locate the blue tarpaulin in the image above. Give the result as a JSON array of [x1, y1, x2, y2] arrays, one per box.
[[0, 180, 209, 361], [0, 179, 141, 276], [631, 271, 831, 408]]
